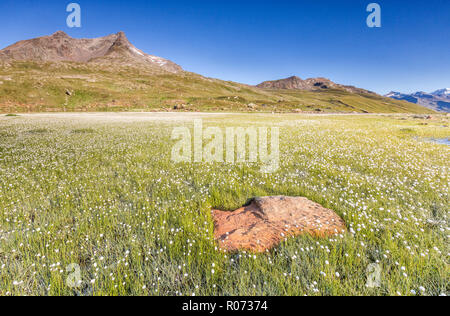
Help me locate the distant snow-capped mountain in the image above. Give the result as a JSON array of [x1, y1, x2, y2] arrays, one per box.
[[385, 89, 450, 112], [431, 88, 450, 97]]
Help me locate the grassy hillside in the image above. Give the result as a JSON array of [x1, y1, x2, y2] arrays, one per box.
[[0, 61, 432, 114]]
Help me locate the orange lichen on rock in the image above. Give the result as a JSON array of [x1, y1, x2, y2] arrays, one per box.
[[212, 196, 346, 253]]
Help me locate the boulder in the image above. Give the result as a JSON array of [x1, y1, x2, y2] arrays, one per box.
[[212, 196, 346, 253], [173, 104, 187, 110]]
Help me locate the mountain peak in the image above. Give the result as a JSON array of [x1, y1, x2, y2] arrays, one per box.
[[107, 31, 133, 52], [0, 31, 182, 73], [51, 31, 70, 38], [257, 76, 311, 90], [386, 89, 450, 112], [432, 88, 450, 96], [115, 31, 128, 41], [257, 76, 374, 95]]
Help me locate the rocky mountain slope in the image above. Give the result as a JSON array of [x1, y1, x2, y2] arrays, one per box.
[[0, 31, 182, 73], [386, 89, 450, 112], [257, 76, 374, 94]]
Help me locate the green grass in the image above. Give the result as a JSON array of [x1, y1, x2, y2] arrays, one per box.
[[0, 61, 433, 114], [0, 113, 448, 296]]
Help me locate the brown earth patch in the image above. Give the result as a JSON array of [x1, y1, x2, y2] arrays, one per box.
[[212, 196, 346, 253]]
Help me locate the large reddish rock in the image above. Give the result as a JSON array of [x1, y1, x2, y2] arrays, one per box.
[[212, 196, 346, 253]]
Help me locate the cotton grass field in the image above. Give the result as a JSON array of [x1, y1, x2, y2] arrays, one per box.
[[0, 112, 448, 296]]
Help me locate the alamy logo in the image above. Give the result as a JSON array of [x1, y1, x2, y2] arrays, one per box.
[[171, 120, 280, 173], [366, 263, 382, 288], [366, 3, 381, 28], [66, 3, 81, 28], [66, 263, 82, 288]]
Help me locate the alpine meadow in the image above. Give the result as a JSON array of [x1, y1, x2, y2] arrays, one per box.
[[0, 0, 449, 299], [0, 113, 448, 296]]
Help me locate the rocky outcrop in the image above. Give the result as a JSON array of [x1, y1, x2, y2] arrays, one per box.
[[256, 76, 374, 94], [212, 196, 346, 253], [257, 76, 315, 90]]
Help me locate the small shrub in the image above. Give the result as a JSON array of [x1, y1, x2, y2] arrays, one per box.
[[27, 128, 50, 134], [72, 128, 95, 134]]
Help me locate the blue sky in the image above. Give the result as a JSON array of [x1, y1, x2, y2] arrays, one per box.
[[0, 0, 449, 94]]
